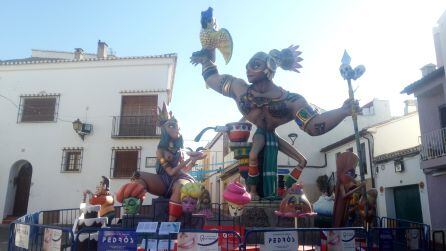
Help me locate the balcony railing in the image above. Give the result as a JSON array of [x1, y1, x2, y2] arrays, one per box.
[[421, 127, 446, 160], [112, 116, 161, 138]]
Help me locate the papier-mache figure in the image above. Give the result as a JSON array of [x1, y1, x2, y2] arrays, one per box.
[[191, 7, 360, 199], [332, 152, 365, 227], [180, 183, 202, 214], [115, 181, 146, 215], [223, 181, 251, 217], [198, 186, 213, 219], [117, 103, 205, 221], [84, 176, 115, 226], [274, 183, 315, 218]]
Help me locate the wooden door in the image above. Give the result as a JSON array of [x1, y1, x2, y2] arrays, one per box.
[[13, 163, 33, 216], [119, 96, 157, 136]]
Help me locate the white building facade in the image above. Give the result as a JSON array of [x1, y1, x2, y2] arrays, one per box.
[[0, 42, 177, 221]]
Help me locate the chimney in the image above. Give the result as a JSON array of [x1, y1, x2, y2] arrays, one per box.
[[74, 48, 84, 60], [420, 63, 436, 77], [97, 40, 108, 59], [404, 99, 417, 115]]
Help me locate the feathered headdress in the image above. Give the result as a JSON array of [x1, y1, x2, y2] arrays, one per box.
[[157, 102, 177, 126], [250, 45, 303, 80]]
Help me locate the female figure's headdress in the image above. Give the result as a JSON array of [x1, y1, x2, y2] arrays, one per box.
[[157, 102, 177, 127]]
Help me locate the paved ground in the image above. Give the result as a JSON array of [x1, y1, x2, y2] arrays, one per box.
[[0, 224, 10, 250]]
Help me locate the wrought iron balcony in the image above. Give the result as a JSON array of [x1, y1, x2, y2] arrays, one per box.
[[111, 116, 161, 138], [420, 127, 446, 160]]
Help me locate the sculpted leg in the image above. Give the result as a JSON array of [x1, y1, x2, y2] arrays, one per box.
[[248, 133, 265, 200], [169, 179, 190, 221], [134, 172, 166, 197], [277, 137, 307, 187]]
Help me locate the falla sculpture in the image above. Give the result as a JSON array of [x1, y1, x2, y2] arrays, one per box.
[[191, 7, 360, 200], [116, 103, 206, 221]]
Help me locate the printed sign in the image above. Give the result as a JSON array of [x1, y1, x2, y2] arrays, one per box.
[[14, 224, 30, 249], [158, 239, 175, 250], [98, 230, 137, 251], [42, 228, 62, 251], [177, 232, 219, 251], [203, 225, 243, 247], [322, 230, 356, 251], [406, 229, 420, 250], [261, 231, 298, 251], [139, 239, 158, 250], [379, 229, 394, 251], [136, 222, 158, 233], [159, 222, 181, 235]]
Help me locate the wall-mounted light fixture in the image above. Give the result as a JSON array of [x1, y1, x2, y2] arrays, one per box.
[[394, 159, 404, 173], [72, 118, 93, 141]]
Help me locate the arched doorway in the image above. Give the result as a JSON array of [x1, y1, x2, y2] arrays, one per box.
[[7, 161, 33, 217]]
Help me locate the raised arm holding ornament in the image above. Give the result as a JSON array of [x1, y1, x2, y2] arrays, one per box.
[[191, 7, 360, 200]]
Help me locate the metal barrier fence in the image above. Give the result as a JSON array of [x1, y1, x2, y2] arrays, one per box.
[[243, 227, 368, 250], [9, 221, 439, 251], [381, 217, 431, 244], [369, 227, 429, 250], [433, 230, 446, 251], [8, 222, 74, 251], [73, 228, 242, 251]]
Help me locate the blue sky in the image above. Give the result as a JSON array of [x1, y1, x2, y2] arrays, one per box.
[[1, 1, 445, 148]]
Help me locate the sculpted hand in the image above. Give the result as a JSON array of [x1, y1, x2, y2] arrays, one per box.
[[341, 98, 361, 116], [190, 48, 216, 66]]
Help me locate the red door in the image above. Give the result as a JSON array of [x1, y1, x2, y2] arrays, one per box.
[[13, 163, 33, 216]]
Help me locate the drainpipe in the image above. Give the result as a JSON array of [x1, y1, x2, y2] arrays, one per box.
[[364, 132, 376, 188]]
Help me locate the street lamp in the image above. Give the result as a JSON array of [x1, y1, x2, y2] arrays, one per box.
[[72, 118, 93, 141]]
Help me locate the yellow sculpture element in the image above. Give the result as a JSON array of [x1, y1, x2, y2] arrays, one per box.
[[199, 7, 233, 64]]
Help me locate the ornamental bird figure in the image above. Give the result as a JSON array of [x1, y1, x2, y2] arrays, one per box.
[[199, 7, 233, 64]]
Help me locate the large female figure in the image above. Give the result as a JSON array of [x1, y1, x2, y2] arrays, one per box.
[[191, 46, 358, 199], [122, 104, 204, 221]]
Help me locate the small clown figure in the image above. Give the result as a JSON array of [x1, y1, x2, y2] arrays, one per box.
[[84, 176, 115, 226], [180, 183, 203, 214]]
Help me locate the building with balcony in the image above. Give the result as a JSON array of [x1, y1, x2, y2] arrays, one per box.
[[401, 11, 446, 230], [0, 41, 177, 222]]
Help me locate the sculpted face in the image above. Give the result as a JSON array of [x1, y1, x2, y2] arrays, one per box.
[[96, 181, 106, 194], [246, 57, 268, 83], [340, 168, 357, 184], [123, 197, 140, 215], [182, 196, 198, 213], [164, 121, 180, 139]]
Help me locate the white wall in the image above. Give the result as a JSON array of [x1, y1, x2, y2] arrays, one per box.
[[374, 155, 430, 225], [371, 113, 420, 156], [0, 56, 176, 219]]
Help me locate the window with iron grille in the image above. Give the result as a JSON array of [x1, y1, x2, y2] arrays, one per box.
[[18, 95, 60, 122], [145, 157, 157, 169], [61, 148, 83, 172], [111, 148, 141, 178]]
